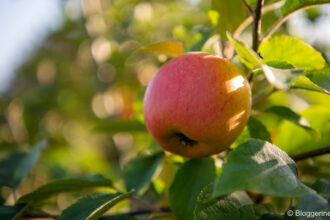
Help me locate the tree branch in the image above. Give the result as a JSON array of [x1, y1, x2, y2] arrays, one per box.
[[233, 1, 285, 39], [22, 206, 172, 219], [252, 0, 264, 51], [241, 0, 254, 16], [291, 146, 330, 162], [244, 0, 264, 83]]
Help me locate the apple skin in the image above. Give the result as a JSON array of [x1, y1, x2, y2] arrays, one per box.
[[143, 52, 251, 158]]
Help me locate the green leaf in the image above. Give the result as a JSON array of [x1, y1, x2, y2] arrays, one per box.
[[246, 117, 271, 142], [262, 65, 305, 90], [297, 193, 329, 220], [86, 192, 133, 220], [281, 0, 330, 17], [266, 106, 317, 135], [232, 117, 271, 148], [297, 68, 330, 94], [266, 61, 295, 69], [292, 75, 327, 94], [239, 203, 276, 220], [312, 179, 330, 197], [139, 41, 184, 57], [0, 140, 47, 188], [16, 175, 112, 204], [306, 68, 330, 93], [13, 140, 47, 187], [211, 0, 249, 39], [274, 105, 330, 154], [227, 32, 262, 69], [227, 34, 320, 90], [169, 158, 216, 220], [94, 120, 147, 133], [0, 152, 27, 187], [194, 183, 253, 220], [259, 35, 325, 70], [58, 192, 132, 220], [261, 213, 285, 220], [194, 183, 277, 220], [123, 151, 164, 194], [214, 139, 315, 197]]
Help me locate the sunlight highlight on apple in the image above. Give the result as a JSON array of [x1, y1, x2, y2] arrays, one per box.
[[224, 75, 245, 93], [228, 110, 246, 131]]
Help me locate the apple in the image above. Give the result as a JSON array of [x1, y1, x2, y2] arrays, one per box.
[[143, 52, 251, 158]]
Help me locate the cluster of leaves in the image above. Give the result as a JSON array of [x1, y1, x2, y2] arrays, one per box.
[[0, 0, 330, 220], [1, 139, 329, 219]]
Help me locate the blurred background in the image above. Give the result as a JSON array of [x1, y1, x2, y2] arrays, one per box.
[[0, 0, 330, 215]]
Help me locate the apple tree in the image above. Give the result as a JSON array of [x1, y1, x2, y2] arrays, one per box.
[[0, 0, 330, 219]]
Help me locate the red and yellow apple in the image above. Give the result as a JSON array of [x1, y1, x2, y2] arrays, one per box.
[[143, 52, 251, 158]]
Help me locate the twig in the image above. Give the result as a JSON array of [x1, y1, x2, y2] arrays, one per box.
[[261, 5, 316, 41], [240, 0, 254, 16], [291, 146, 330, 162], [233, 1, 285, 38], [102, 207, 171, 218], [261, 13, 290, 41], [252, 0, 264, 51], [22, 206, 172, 219]]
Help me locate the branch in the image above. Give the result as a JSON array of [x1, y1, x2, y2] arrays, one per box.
[[291, 146, 330, 162], [233, 1, 285, 38], [247, 0, 264, 83], [22, 206, 172, 219], [261, 5, 316, 41], [252, 0, 264, 51], [241, 0, 254, 16]]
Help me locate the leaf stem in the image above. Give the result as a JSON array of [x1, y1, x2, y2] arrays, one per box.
[[291, 146, 330, 162]]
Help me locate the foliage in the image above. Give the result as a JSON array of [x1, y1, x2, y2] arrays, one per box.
[[0, 0, 330, 219]]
